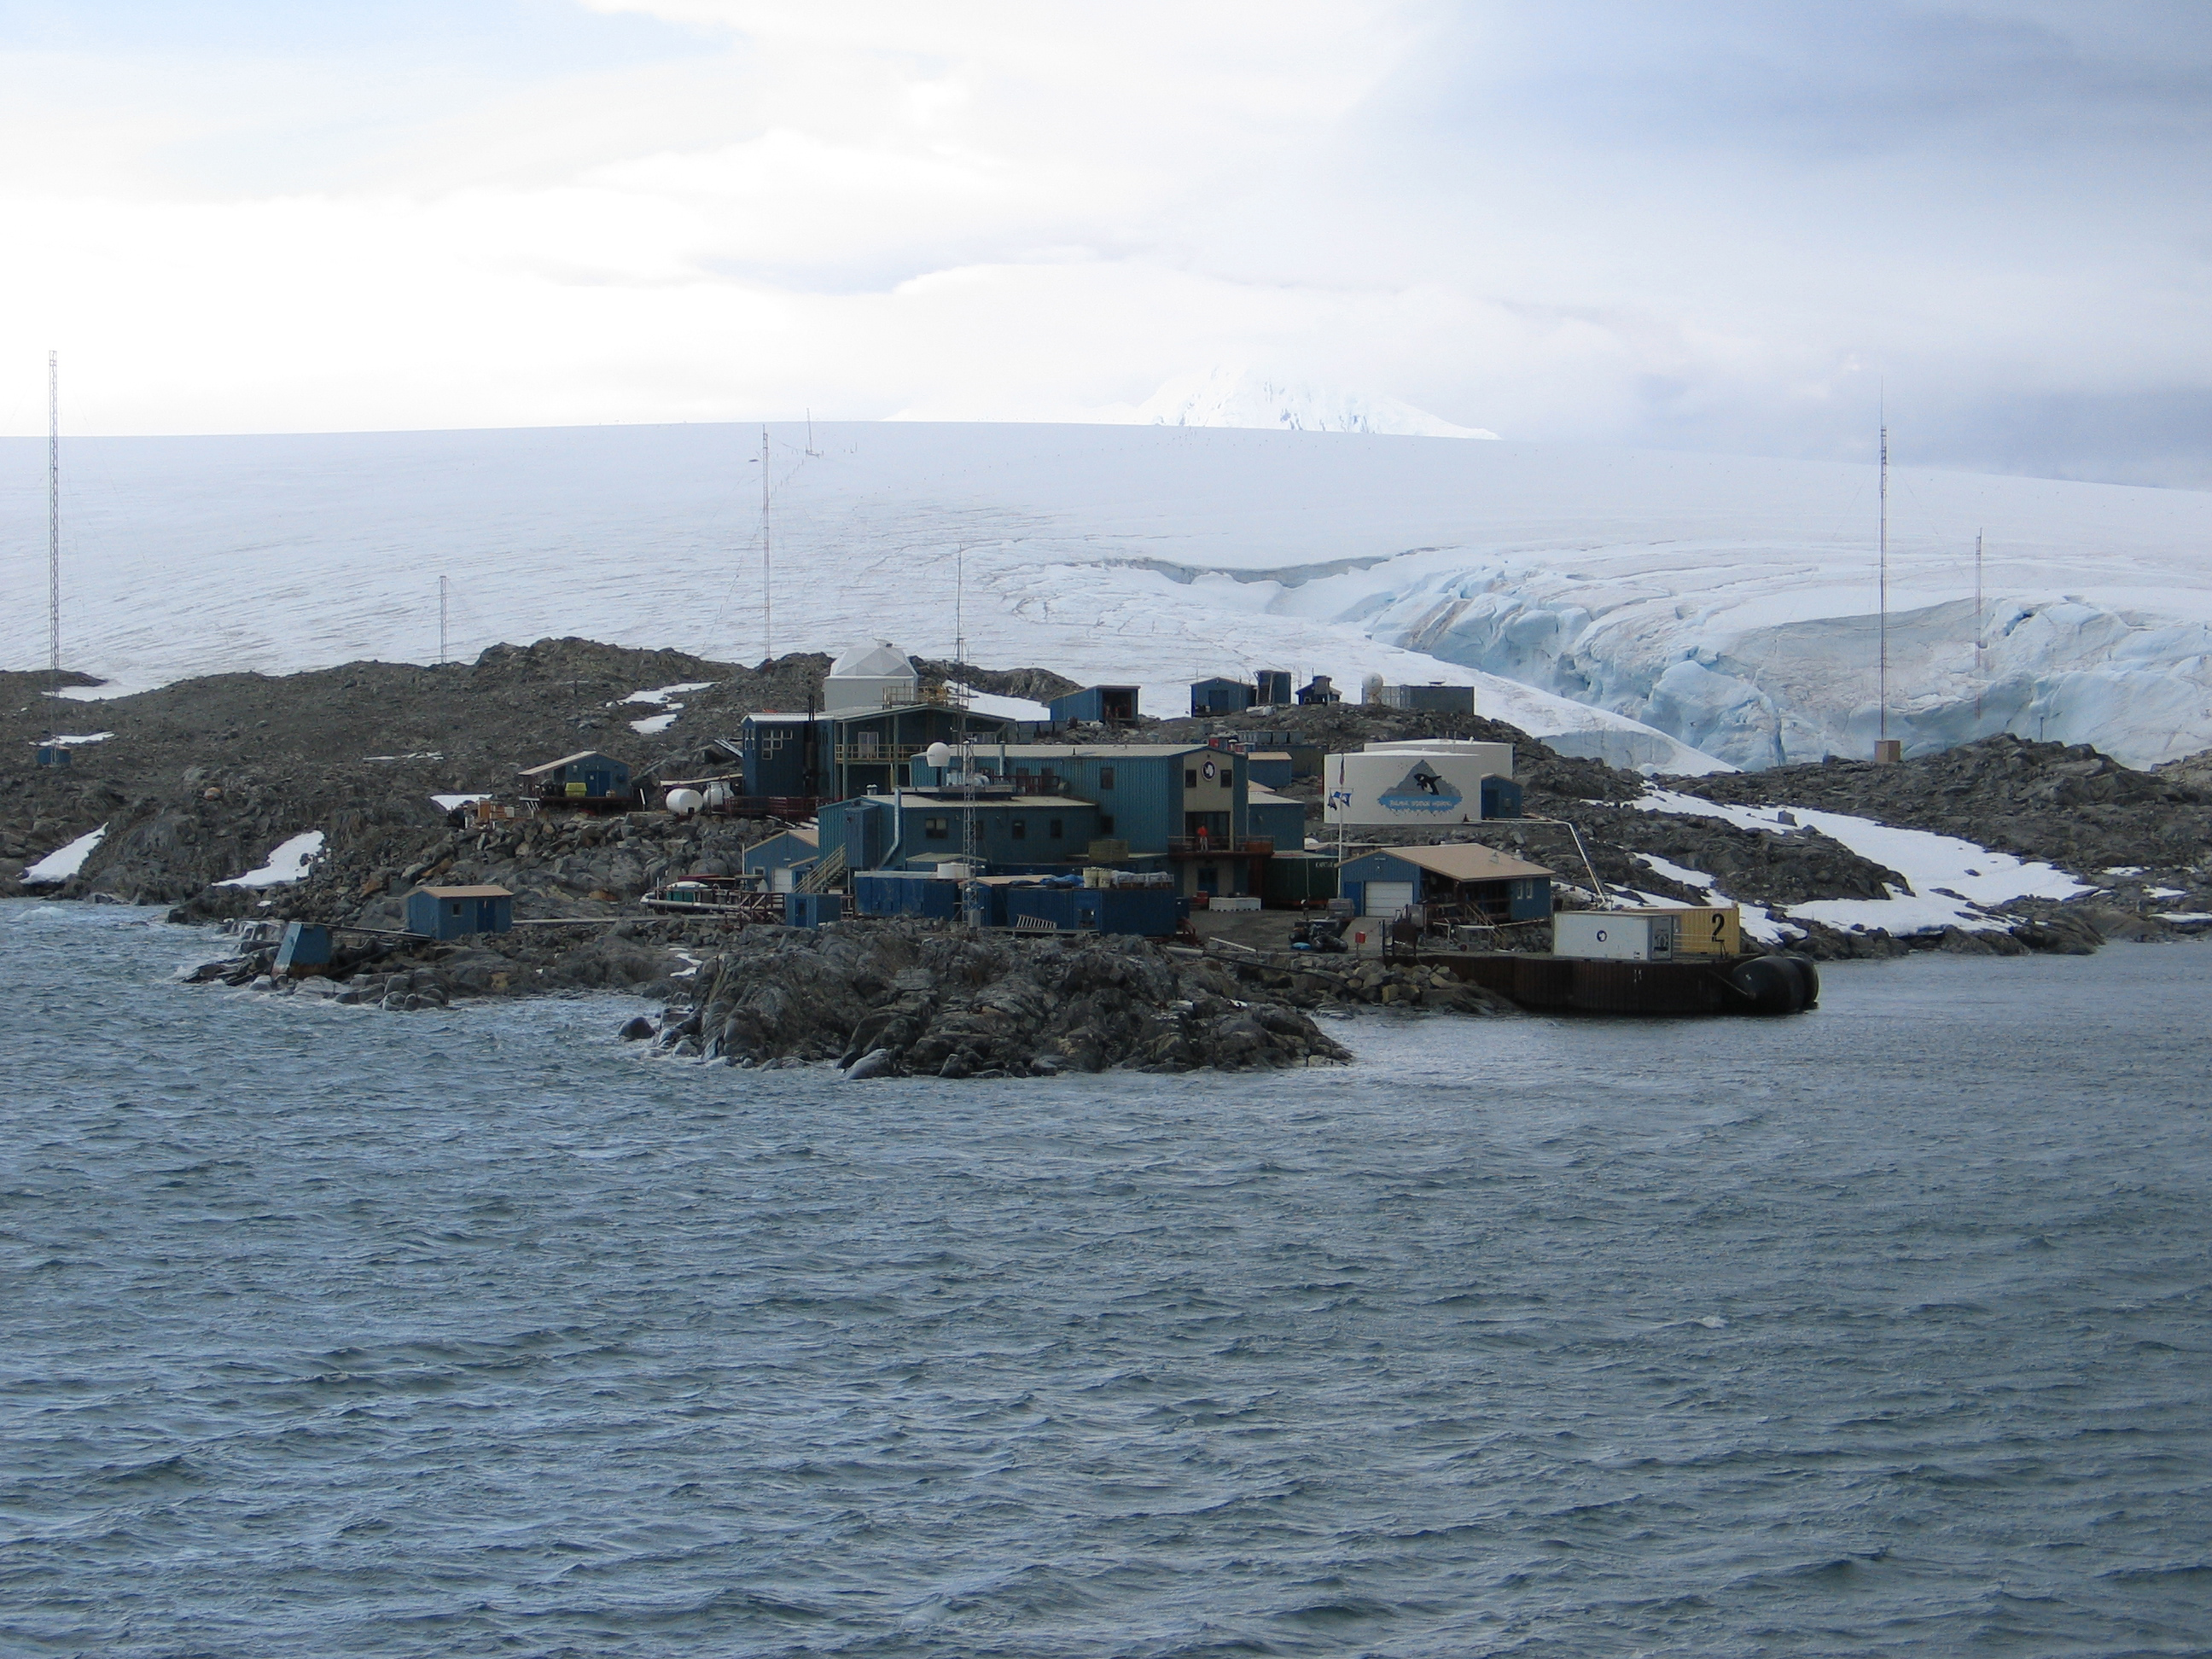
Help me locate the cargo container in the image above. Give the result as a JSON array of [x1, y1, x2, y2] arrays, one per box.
[[850, 871, 962, 919], [1552, 911, 1678, 961], [1616, 905, 1741, 956]]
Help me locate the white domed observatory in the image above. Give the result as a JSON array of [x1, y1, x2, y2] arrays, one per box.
[[823, 640, 919, 714]]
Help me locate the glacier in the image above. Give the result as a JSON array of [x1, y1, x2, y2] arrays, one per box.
[[3, 420, 2209, 771]]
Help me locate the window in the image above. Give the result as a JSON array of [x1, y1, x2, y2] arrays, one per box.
[[1048, 818, 1063, 839], [1185, 768, 1198, 788], [1098, 814, 1115, 834], [923, 817, 949, 840], [1098, 766, 1115, 789], [1010, 818, 1027, 840]]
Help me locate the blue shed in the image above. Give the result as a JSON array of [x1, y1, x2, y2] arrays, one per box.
[[518, 750, 632, 802], [1481, 776, 1524, 819], [34, 744, 70, 767], [273, 922, 332, 975], [406, 884, 515, 939], [1047, 684, 1140, 725], [1190, 677, 1256, 716], [785, 891, 845, 928], [1246, 752, 1294, 789]]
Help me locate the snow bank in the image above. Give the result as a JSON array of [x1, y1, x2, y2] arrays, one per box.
[[1633, 789, 2090, 934], [952, 685, 1054, 722], [21, 825, 106, 883], [219, 830, 326, 888]]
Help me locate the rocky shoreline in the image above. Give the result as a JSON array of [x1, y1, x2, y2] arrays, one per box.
[[180, 915, 1532, 1076]]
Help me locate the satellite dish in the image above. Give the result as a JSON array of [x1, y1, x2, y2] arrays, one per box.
[[923, 742, 952, 770]]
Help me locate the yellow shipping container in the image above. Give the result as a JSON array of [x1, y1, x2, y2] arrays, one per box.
[[1621, 905, 1741, 955]]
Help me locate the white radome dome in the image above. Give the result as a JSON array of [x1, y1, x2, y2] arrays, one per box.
[[828, 640, 913, 678]]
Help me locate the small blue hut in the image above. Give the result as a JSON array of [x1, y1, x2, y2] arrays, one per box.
[[406, 884, 515, 940]]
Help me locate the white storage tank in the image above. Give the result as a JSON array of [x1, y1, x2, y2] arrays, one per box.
[[1553, 911, 1678, 961]]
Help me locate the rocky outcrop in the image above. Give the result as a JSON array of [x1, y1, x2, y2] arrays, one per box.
[[182, 919, 1377, 1076], [659, 925, 1357, 1075]]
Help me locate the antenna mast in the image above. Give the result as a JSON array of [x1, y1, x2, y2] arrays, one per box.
[[1877, 410, 1889, 749], [47, 351, 61, 684], [760, 425, 772, 663], [956, 544, 980, 873], [1973, 529, 1983, 724], [438, 575, 450, 667]]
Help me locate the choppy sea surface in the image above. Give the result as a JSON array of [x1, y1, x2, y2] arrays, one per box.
[[4, 901, 2209, 1657]]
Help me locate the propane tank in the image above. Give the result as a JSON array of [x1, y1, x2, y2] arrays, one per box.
[[663, 788, 705, 817]]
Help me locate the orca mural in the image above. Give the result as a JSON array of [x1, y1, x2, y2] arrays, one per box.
[[1376, 761, 1464, 814]]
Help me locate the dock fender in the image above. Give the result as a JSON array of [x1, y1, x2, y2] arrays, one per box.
[[1728, 954, 1806, 1016], [1781, 954, 1820, 1008]]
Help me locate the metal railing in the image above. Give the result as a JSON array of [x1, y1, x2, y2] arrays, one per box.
[[1164, 835, 1274, 857]]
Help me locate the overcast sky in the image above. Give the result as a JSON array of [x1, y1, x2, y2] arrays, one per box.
[[1, 1, 2205, 483]]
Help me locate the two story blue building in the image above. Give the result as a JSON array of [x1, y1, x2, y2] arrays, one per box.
[[826, 742, 1269, 898]]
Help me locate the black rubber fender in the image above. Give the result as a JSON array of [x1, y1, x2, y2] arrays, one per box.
[[1782, 953, 1821, 1008], [1729, 953, 1806, 1015]]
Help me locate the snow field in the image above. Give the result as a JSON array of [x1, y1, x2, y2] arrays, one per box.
[[1632, 789, 2090, 935]]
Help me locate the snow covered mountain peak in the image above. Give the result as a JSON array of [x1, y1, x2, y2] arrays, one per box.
[[1132, 364, 1497, 439]]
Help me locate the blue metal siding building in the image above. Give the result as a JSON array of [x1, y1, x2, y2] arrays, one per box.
[[820, 793, 1103, 873], [1245, 790, 1307, 853], [1335, 846, 1553, 923], [406, 884, 515, 939], [519, 750, 631, 801], [905, 743, 1259, 897], [1190, 677, 1255, 716], [1046, 684, 1140, 725]]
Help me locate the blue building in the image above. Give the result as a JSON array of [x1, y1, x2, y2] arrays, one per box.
[[901, 742, 1265, 899], [741, 826, 819, 890], [1046, 684, 1140, 725], [1336, 845, 1552, 923], [406, 884, 515, 939], [738, 703, 1023, 802], [1245, 751, 1295, 789], [1254, 669, 1292, 707], [1190, 677, 1256, 716], [518, 750, 632, 805], [821, 791, 1104, 876], [1245, 785, 1308, 854]]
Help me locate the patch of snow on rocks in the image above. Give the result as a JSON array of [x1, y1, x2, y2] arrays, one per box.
[[1633, 787, 2089, 934], [220, 830, 326, 888], [22, 824, 106, 882]]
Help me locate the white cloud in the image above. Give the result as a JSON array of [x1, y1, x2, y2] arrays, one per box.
[[0, 3, 2205, 483]]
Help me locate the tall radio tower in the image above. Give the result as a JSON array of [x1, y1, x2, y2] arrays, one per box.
[[47, 351, 61, 681]]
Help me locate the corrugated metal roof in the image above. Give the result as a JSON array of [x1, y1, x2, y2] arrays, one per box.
[[517, 750, 622, 776], [415, 884, 514, 898], [1364, 843, 1554, 882]]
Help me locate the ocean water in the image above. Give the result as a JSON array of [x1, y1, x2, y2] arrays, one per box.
[[3, 902, 2209, 1657]]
